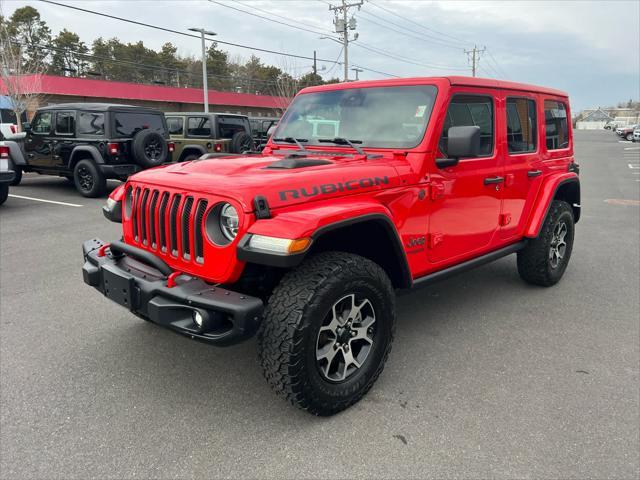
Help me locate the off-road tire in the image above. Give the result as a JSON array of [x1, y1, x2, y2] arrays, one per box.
[[9, 164, 21, 186], [0, 184, 8, 205], [179, 153, 200, 163], [517, 200, 575, 286], [258, 252, 395, 416], [74, 159, 106, 198], [230, 131, 253, 153], [131, 130, 168, 168]]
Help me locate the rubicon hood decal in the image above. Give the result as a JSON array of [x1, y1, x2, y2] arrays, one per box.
[[279, 176, 390, 201]]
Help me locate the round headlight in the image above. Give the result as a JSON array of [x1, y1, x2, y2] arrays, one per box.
[[219, 203, 239, 241]]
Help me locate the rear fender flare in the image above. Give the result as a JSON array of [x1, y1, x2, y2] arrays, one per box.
[[69, 145, 105, 169], [524, 174, 580, 238]]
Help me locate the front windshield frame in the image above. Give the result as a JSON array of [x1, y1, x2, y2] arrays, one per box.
[[272, 84, 438, 150]]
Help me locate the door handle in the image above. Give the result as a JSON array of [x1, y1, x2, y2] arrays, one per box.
[[484, 176, 504, 185], [527, 169, 542, 178]]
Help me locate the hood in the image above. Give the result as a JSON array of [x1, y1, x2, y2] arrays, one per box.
[[130, 153, 401, 212]]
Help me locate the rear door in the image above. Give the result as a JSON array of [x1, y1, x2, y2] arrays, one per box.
[[499, 94, 543, 239], [427, 89, 504, 264], [52, 110, 76, 168]]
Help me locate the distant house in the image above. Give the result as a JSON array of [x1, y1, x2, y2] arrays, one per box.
[[575, 108, 614, 130]]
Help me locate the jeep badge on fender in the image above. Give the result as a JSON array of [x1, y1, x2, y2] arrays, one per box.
[[82, 76, 579, 416]]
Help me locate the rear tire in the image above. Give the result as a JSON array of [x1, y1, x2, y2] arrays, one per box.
[[258, 252, 395, 416], [0, 184, 8, 205], [74, 159, 106, 198], [131, 130, 168, 168], [517, 200, 575, 286], [9, 165, 21, 186], [230, 131, 253, 153], [180, 153, 200, 163], [625, 132, 634, 141]]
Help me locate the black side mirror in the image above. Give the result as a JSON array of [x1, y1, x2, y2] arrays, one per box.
[[22, 122, 31, 132], [436, 125, 481, 168]]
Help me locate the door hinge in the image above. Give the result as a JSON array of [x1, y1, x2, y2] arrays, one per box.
[[499, 213, 512, 226], [428, 232, 443, 248], [429, 183, 445, 201]]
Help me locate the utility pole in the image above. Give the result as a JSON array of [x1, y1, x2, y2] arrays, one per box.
[[313, 50, 317, 76], [464, 45, 486, 77], [351, 67, 363, 80], [328, 0, 363, 82], [189, 27, 216, 112]]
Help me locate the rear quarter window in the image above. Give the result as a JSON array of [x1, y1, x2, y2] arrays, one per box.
[[112, 112, 166, 138], [77, 112, 105, 136], [544, 100, 569, 150]]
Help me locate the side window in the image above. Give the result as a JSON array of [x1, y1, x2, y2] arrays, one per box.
[[439, 95, 494, 157], [77, 112, 105, 135], [31, 112, 53, 134], [55, 111, 76, 135], [544, 100, 569, 150], [506, 98, 537, 153], [187, 117, 211, 137], [166, 117, 184, 135]]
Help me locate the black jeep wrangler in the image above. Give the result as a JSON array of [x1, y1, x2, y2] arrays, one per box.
[[11, 103, 173, 197]]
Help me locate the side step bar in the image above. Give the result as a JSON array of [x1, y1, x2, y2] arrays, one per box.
[[409, 240, 527, 289]]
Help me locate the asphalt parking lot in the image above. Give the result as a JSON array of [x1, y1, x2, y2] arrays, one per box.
[[1, 130, 638, 479]]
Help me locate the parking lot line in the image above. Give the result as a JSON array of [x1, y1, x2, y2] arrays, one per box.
[[8, 194, 83, 207]]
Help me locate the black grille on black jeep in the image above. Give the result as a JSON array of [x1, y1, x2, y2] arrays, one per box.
[[129, 189, 208, 265]]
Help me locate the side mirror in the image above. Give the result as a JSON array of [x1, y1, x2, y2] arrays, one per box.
[[21, 122, 31, 132], [436, 125, 481, 168]]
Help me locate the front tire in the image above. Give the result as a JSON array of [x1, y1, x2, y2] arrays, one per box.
[[517, 200, 575, 286], [258, 252, 395, 416], [9, 165, 21, 186], [73, 159, 106, 198], [626, 132, 634, 141]]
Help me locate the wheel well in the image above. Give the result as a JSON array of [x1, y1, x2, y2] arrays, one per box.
[[179, 148, 204, 161], [307, 219, 411, 289], [69, 150, 96, 170], [554, 180, 580, 222]]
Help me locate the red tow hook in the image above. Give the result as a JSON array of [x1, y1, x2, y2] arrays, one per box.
[[166, 271, 182, 288], [97, 243, 111, 257]]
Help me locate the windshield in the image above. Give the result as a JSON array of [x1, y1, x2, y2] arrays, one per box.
[[273, 85, 437, 149]]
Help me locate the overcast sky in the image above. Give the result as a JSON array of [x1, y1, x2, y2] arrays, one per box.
[[3, 0, 639, 112]]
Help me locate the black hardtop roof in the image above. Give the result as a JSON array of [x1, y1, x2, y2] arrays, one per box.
[[165, 112, 248, 118], [37, 103, 164, 114]]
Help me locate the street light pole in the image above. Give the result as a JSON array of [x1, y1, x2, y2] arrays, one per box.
[[189, 27, 217, 113]]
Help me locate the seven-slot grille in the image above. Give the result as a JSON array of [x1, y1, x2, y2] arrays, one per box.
[[129, 186, 208, 263]]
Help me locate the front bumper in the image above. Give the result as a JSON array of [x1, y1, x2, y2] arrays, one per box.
[[82, 238, 264, 346], [0, 170, 15, 185]]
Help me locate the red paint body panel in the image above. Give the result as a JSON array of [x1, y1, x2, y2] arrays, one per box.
[[114, 76, 576, 285]]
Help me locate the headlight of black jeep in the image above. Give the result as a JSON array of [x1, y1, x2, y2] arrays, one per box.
[[205, 202, 240, 245]]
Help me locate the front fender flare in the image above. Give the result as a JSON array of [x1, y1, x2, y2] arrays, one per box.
[[237, 200, 412, 288], [524, 173, 580, 238]]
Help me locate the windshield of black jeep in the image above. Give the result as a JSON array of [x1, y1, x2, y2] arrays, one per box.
[[273, 85, 437, 149]]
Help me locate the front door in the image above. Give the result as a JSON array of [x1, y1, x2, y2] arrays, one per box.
[[427, 91, 504, 265], [24, 111, 54, 168]]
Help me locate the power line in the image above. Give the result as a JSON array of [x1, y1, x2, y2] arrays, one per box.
[[39, 0, 337, 63], [353, 42, 468, 71], [485, 48, 509, 79], [367, 0, 470, 47]]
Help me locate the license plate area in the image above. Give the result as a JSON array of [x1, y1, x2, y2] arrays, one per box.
[[102, 264, 137, 310]]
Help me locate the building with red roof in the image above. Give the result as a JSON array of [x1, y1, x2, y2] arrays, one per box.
[[0, 74, 288, 119]]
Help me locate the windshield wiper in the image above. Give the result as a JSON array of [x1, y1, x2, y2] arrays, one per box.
[[273, 137, 309, 153], [318, 137, 365, 156]]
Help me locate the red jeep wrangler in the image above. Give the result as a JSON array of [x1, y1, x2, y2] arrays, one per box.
[[83, 77, 580, 415]]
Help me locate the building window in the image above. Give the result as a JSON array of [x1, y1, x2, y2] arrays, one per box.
[[544, 100, 569, 150], [506, 98, 537, 153]]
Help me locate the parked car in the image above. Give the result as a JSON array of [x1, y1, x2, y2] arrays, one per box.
[[165, 112, 254, 162], [633, 126, 640, 142], [0, 107, 27, 140], [0, 142, 16, 206], [83, 76, 580, 415], [9, 103, 174, 197], [618, 124, 638, 141], [249, 116, 280, 151]]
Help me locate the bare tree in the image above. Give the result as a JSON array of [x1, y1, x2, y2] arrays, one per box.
[[271, 58, 302, 115], [0, 10, 47, 129]]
